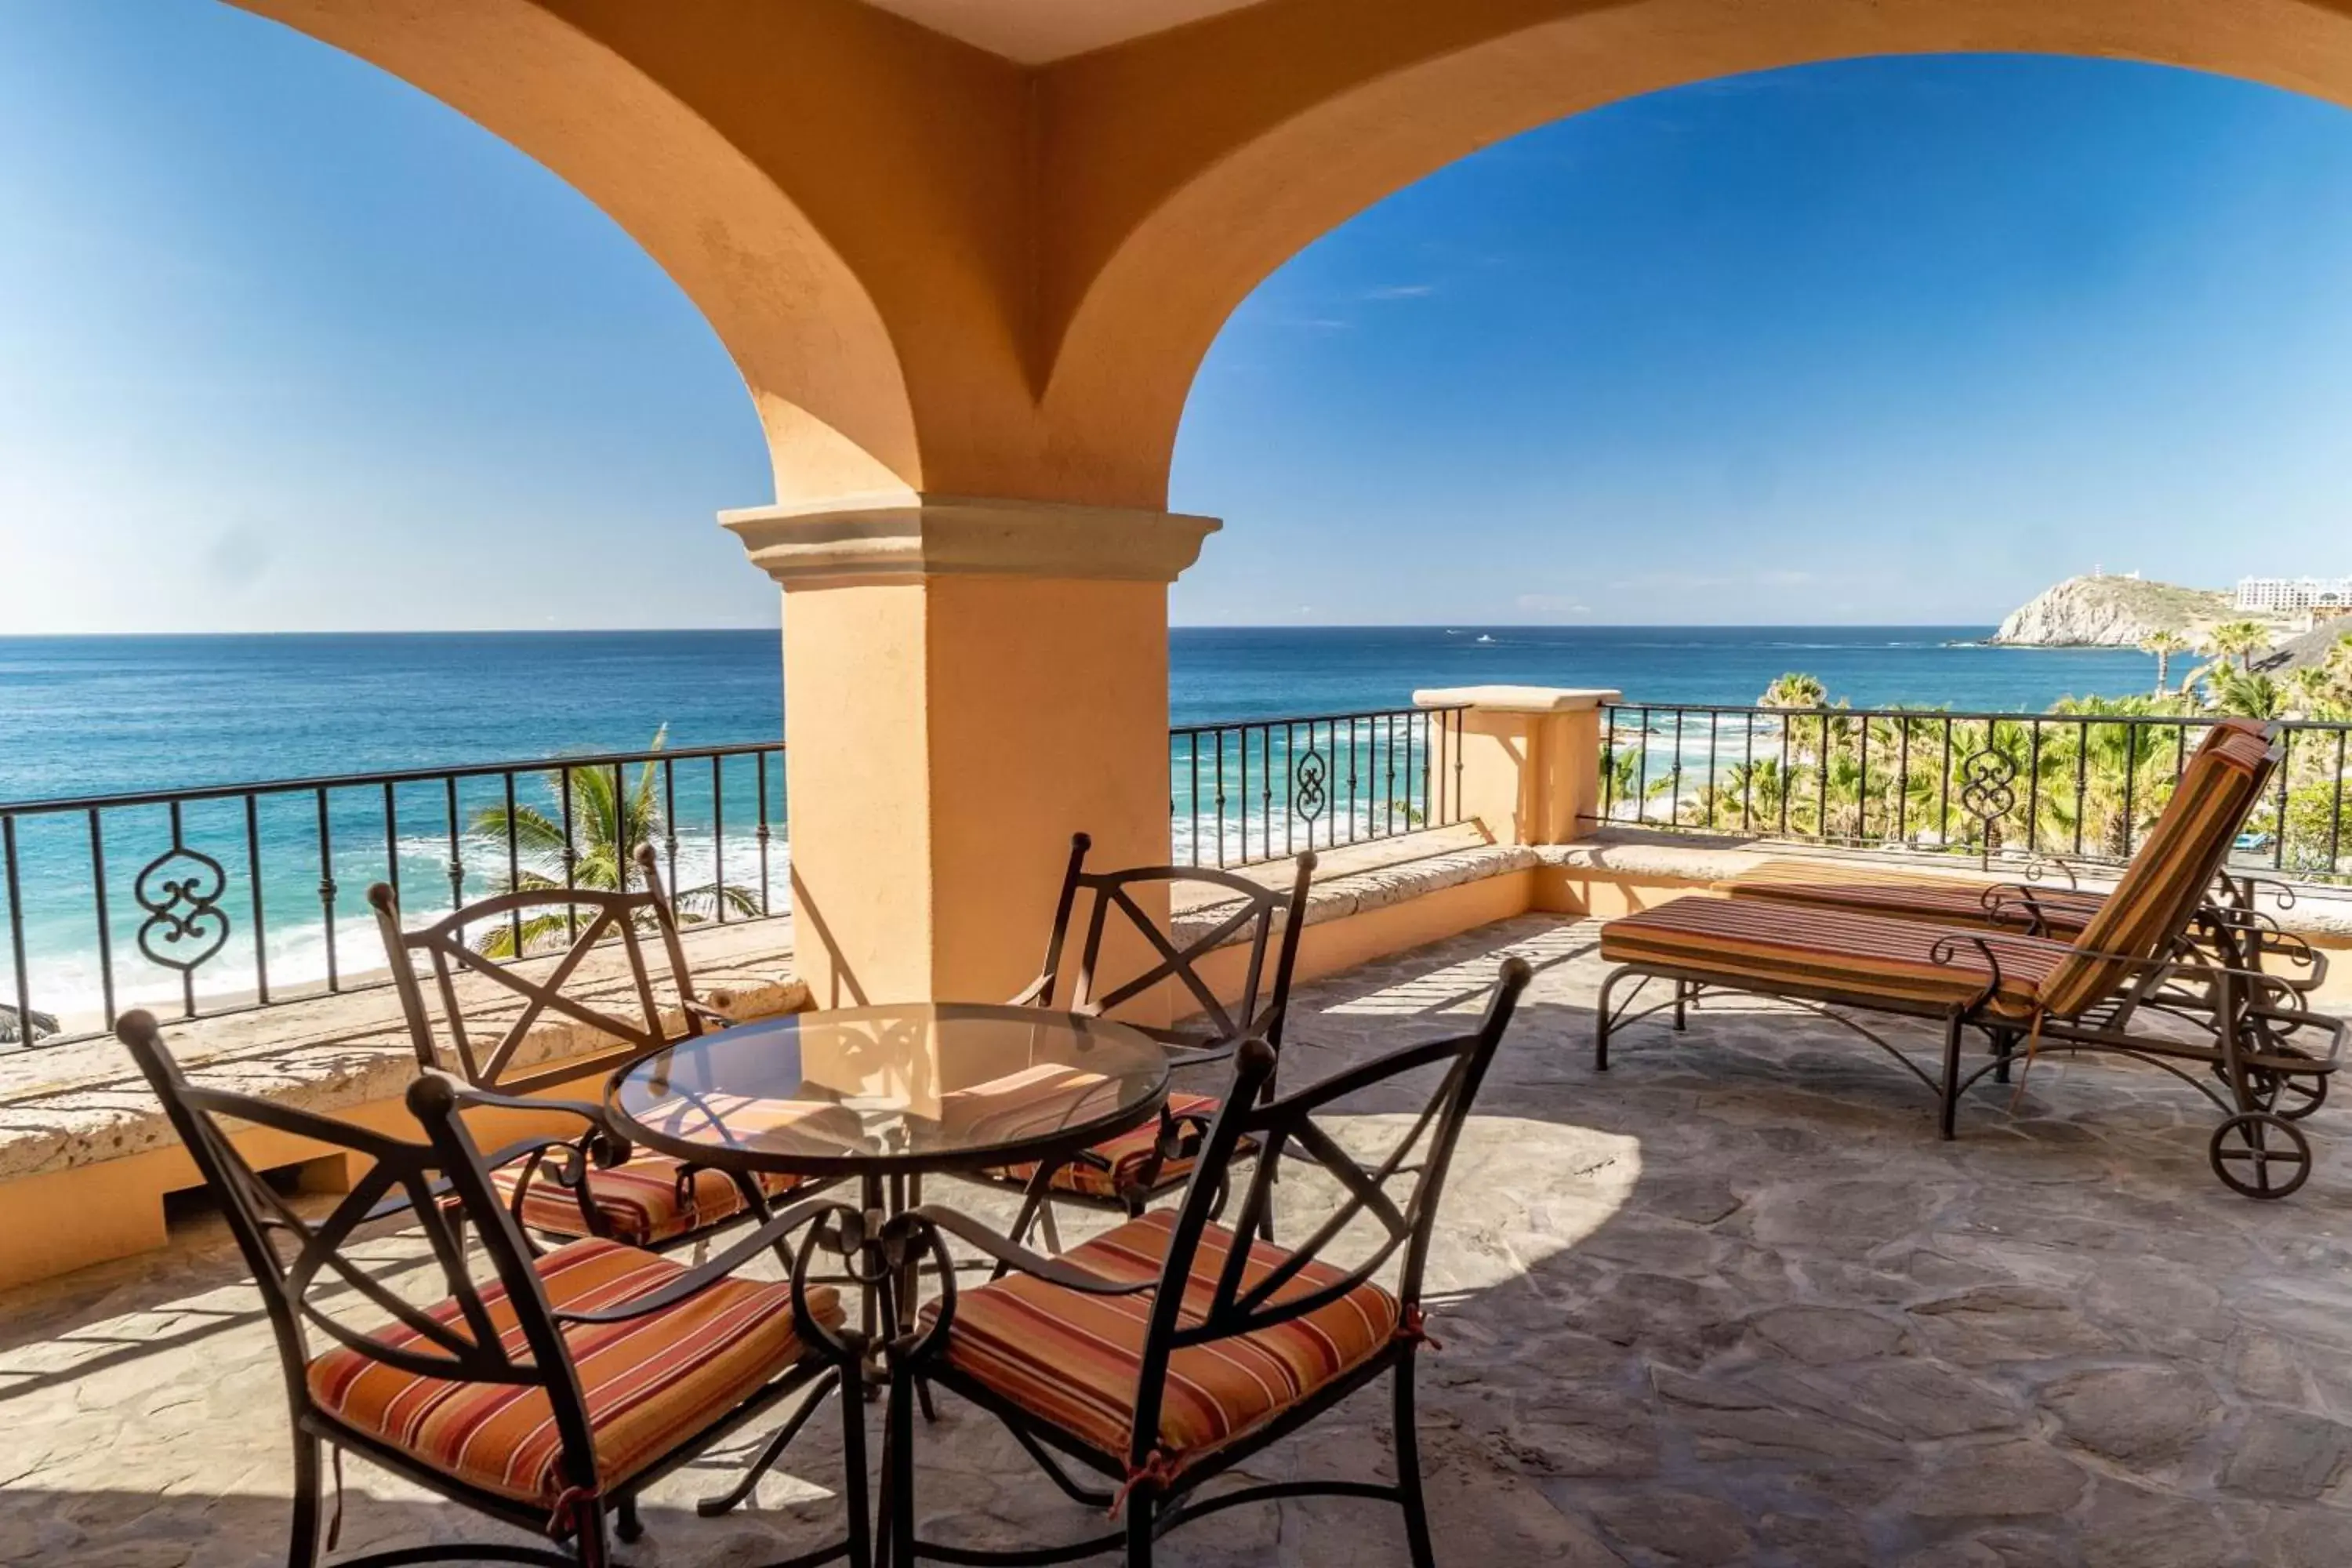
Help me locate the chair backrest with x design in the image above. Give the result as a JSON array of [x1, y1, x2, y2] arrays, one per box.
[[114, 1010, 603, 1501], [371, 843, 705, 1096], [1019, 832, 1318, 1052], [1119, 956, 1530, 1468]]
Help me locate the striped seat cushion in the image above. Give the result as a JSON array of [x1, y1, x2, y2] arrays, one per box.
[[478, 1155, 805, 1247], [989, 1092, 1232, 1201], [1714, 720, 2272, 953], [1599, 898, 2070, 1019], [925, 1209, 1398, 1468], [1719, 862, 2106, 940], [308, 1237, 841, 1505]]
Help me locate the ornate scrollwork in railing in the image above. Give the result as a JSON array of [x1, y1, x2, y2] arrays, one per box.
[[134, 813, 233, 1018], [1292, 749, 1328, 826], [0, 739, 790, 1052], [1167, 706, 1464, 870], [1956, 748, 2019, 871], [134, 844, 231, 976]]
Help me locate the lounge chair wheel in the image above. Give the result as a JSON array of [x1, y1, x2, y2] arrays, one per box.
[[2253, 1065, 2329, 1122], [2209, 1112, 2312, 1200], [2270, 1072, 2328, 1121], [2213, 1048, 2329, 1121]]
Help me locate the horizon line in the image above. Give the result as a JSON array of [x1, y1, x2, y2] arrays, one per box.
[[0, 620, 2025, 640]]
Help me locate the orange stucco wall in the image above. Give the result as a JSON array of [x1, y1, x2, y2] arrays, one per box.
[[0, 1077, 611, 1292]]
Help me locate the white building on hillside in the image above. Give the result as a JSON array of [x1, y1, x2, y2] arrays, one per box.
[[2234, 575, 2352, 612]]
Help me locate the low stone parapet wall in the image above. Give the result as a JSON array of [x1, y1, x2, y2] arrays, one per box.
[[0, 918, 801, 1288], [7, 821, 2346, 1294]]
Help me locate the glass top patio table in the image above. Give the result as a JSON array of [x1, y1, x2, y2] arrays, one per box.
[[604, 1002, 1171, 1180]]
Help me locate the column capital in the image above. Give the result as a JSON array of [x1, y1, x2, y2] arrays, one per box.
[[720, 492, 1221, 588]]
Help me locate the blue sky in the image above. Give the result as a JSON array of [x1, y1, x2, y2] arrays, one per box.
[[7, 5, 2352, 631]]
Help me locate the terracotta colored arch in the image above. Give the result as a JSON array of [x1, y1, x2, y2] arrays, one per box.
[[231, 0, 920, 505], [1036, 0, 2352, 508]]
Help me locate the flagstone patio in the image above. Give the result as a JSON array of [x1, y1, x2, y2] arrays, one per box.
[[3, 915, 2349, 1567]]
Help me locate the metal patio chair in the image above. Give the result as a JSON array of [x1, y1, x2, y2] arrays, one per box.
[[372, 843, 811, 1255], [879, 957, 1533, 1568], [116, 1008, 869, 1568], [979, 832, 1316, 1250], [1595, 723, 2347, 1196]]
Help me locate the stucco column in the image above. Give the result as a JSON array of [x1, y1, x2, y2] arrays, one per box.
[[1413, 686, 1621, 846], [724, 495, 1218, 1009]]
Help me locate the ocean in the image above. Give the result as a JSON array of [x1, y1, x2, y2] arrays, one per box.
[[0, 627, 2158, 1028]]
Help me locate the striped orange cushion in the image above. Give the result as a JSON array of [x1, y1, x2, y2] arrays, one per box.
[[991, 1092, 1232, 1201], [1599, 898, 2068, 1019], [1716, 719, 2270, 959], [481, 1156, 806, 1246], [926, 1209, 1398, 1468], [308, 1237, 840, 1505], [2038, 720, 2270, 1017], [1721, 866, 2105, 940]]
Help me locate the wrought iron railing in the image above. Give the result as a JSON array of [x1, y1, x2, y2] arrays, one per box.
[[0, 743, 786, 1050], [1598, 702, 2352, 884], [0, 706, 1472, 1052], [1171, 706, 1467, 868]]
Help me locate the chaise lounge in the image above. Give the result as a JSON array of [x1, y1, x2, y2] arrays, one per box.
[[1595, 720, 2345, 1197], [1711, 718, 2328, 996]]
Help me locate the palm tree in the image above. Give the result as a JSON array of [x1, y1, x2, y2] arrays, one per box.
[[2325, 632, 2352, 688], [2203, 666, 2286, 720], [1602, 724, 1645, 818], [1759, 672, 1827, 710], [2041, 696, 2178, 858], [2203, 619, 2272, 673], [1711, 757, 1795, 831], [2288, 666, 2336, 718], [467, 728, 760, 956], [2140, 630, 2188, 695]]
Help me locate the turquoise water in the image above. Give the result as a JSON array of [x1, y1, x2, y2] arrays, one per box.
[[0, 627, 2157, 1026], [0, 627, 2158, 801]]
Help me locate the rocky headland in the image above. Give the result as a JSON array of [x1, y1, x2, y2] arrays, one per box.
[[1991, 575, 2292, 648]]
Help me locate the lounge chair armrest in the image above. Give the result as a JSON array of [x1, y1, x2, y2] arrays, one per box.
[[1978, 885, 2056, 931], [2223, 873, 2302, 911], [2011, 853, 2082, 890], [1930, 932, 2316, 1013], [907, 1203, 1153, 1296], [552, 1195, 840, 1323]]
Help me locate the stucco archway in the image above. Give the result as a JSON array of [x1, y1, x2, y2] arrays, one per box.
[[230, 0, 2352, 509], [203, 0, 2352, 1005], [1037, 0, 2352, 508], [231, 0, 924, 506]]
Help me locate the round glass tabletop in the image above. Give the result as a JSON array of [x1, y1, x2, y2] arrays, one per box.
[[604, 1003, 1171, 1177]]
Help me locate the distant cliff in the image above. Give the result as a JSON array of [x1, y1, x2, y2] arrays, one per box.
[[1992, 575, 2249, 647]]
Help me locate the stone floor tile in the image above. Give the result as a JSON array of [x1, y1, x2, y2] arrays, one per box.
[[2, 915, 2347, 1565]]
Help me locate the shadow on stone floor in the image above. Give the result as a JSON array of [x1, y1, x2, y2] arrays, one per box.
[[5, 914, 2352, 1566]]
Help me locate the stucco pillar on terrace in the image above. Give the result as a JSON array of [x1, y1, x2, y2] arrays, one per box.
[[1414, 686, 1621, 847], [726, 495, 1218, 1011]]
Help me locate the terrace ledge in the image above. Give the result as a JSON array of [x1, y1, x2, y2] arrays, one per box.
[[1411, 684, 1621, 713]]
